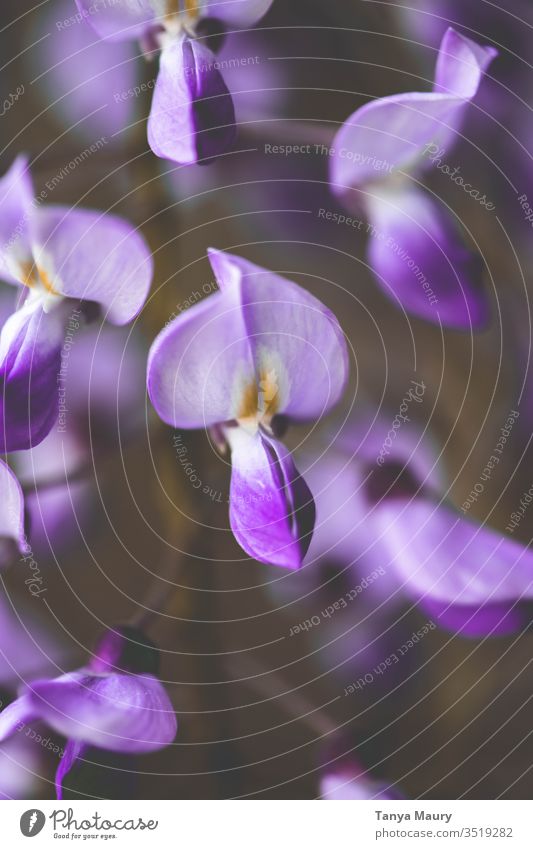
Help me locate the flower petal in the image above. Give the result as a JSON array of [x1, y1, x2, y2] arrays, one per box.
[[29, 206, 153, 325], [0, 302, 66, 452], [366, 186, 488, 328], [148, 249, 348, 429], [27, 671, 177, 753], [147, 35, 236, 164], [0, 156, 35, 286], [330, 28, 496, 194], [374, 497, 533, 606], [205, 0, 274, 26], [419, 597, 528, 638], [0, 695, 36, 742], [74, 0, 156, 41], [0, 460, 26, 560], [209, 248, 349, 421], [147, 275, 254, 428], [37, 0, 139, 142], [227, 428, 315, 569], [55, 739, 86, 801]]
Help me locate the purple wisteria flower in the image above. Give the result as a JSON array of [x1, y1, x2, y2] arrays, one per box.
[[302, 413, 533, 637], [148, 248, 349, 569], [0, 625, 177, 799], [0, 156, 152, 452], [76, 0, 274, 164], [330, 28, 497, 328]]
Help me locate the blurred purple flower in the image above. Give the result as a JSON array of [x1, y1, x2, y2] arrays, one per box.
[[330, 28, 496, 328], [0, 625, 177, 799], [147, 248, 348, 569], [321, 759, 401, 800], [76, 0, 274, 163], [0, 460, 26, 567], [0, 156, 152, 452], [33, 0, 138, 144], [302, 413, 533, 637], [14, 324, 147, 557]]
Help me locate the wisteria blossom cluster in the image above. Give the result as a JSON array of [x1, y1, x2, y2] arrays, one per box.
[[0, 0, 530, 802]]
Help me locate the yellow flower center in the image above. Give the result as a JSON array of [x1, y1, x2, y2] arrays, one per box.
[[238, 367, 280, 431], [21, 262, 59, 296]]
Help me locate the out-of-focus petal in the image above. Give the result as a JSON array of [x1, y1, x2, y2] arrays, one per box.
[[74, 0, 156, 41], [0, 461, 26, 561], [0, 734, 42, 800], [208, 248, 349, 421], [55, 739, 86, 801], [366, 186, 488, 328], [30, 206, 153, 325], [0, 156, 35, 286], [227, 428, 315, 569], [321, 764, 401, 800], [27, 671, 177, 753], [36, 0, 139, 142], [0, 302, 66, 452], [419, 597, 528, 638], [0, 695, 36, 742], [330, 28, 496, 194], [205, 0, 274, 26], [434, 26, 498, 99], [374, 497, 533, 606], [147, 35, 236, 164]]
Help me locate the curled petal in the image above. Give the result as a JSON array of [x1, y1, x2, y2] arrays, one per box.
[[0, 156, 35, 286], [374, 496, 533, 607], [0, 302, 66, 452], [148, 35, 236, 164], [74, 0, 156, 41], [227, 428, 315, 569], [366, 187, 488, 328], [205, 0, 274, 26], [27, 671, 177, 753], [30, 206, 153, 325], [330, 28, 496, 195]]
